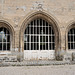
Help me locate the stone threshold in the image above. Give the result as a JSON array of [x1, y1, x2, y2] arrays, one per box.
[[0, 60, 75, 66]]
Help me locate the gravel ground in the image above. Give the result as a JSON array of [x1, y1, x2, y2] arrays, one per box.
[[0, 65, 75, 75]]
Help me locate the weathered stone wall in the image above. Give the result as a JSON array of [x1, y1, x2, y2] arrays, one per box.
[[0, 0, 75, 61]]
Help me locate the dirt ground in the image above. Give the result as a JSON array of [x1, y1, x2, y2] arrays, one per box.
[[0, 65, 75, 75]]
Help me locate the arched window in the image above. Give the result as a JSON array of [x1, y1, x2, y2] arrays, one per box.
[[0, 27, 10, 51], [68, 28, 75, 49], [24, 18, 55, 50]]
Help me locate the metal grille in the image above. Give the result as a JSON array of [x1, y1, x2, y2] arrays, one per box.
[[24, 19, 55, 50], [0, 27, 10, 51], [68, 28, 75, 49]]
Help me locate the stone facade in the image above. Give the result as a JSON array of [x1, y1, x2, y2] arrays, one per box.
[[0, 0, 75, 61]]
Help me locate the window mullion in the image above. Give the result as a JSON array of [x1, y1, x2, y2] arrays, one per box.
[[42, 19, 43, 50], [51, 27, 52, 50], [2, 28, 4, 51], [6, 30, 7, 51], [2, 34, 3, 51], [70, 31, 71, 49], [45, 20, 46, 50], [69, 31, 71, 49], [33, 21, 34, 50], [29, 23, 31, 50], [48, 23, 49, 50], [36, 19, 37, 50], [73, 29, 74, 49], [39, 19, 40, 50]]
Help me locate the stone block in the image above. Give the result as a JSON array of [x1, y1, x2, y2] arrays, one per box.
[[72, 52, 75, 61], [63, 53, 72, 62], [0, 55, 17, 62], [5, 56, 17, 62]]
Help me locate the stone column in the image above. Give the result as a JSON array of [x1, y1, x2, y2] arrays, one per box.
[[60, 23, 66, 60]]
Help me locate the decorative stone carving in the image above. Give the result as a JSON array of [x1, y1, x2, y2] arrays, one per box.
[[13, 17, 20, 28], [31, 1, 44, 11], [14, 17, 20, 25]]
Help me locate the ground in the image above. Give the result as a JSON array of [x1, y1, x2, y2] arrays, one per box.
[[0, 65, 75, 75]]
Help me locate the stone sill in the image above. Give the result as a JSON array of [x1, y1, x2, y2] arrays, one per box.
[[0, 51, 11, 55]]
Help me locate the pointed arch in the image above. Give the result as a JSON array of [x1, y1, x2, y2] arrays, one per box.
[[0, 18, 15, 52], [66, 20, 75, 50], [19, 10, 60, 59]]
